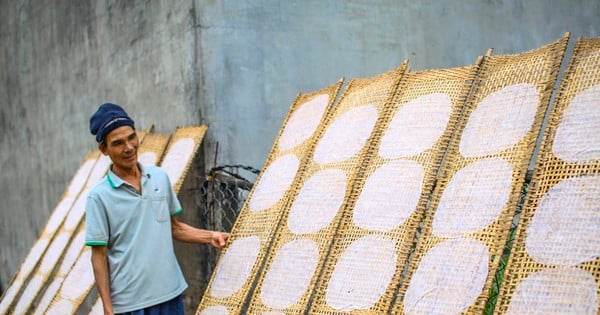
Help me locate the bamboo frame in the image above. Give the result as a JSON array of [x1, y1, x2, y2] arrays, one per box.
[[44, 129, 183, 313], [160, 126, 208, 194], [494, 36, 600, 315], [137, 133, 171, 167], [8, 152, 112, 314], [197, 80, 344, 314], [308, 65, 479, 315], [246, 64, 407, 314], [0, 151, 100, 314], [32, 225, 86, 314], [392, 34, 569, 315]]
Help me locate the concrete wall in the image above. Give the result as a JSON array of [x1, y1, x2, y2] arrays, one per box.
[[1, 0, 598, 310], [0, 0, 201, 297]]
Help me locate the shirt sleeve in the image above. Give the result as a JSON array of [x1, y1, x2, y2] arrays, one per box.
[[166, 179, 183, 216], [85, 193, 110, 246]]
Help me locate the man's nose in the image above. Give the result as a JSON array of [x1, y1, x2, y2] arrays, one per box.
[[125, 140, 134, 151]]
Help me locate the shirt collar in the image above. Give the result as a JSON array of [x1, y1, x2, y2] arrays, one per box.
[[107, 163, 150, 189]]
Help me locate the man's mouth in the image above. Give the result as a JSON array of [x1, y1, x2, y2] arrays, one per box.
[[124, 154, 136, 161]]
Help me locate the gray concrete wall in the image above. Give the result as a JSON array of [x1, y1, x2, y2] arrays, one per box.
[[1, 0, 598, 310]]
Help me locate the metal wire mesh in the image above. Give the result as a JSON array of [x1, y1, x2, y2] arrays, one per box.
[[196, 165, 259, 287]]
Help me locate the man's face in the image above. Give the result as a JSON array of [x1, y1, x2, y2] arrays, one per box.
[[99, 125, 139, 170]]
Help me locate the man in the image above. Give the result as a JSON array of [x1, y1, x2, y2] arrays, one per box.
[[86, 103, 229, 315]]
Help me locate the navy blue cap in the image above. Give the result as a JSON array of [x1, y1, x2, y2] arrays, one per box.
[[90, 103, 135, 143]]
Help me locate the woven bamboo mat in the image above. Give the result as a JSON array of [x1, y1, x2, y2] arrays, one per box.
[[160, 126, 208, 194], [308, 65, 479, 315], [392, 34, 569, 315], [7, 152, 111, 314], [136, 129, 149, 143], [137, 133, 170, 166], [244, 64, 407, 314], [42, 129, 179, 314], [45, 247, 94, 315], [32, 225, 86, 314], [47, 132, 169, 314], [0, 151, 100, 314], [494, 37, 600, 315], [196, 81, 344, 314]]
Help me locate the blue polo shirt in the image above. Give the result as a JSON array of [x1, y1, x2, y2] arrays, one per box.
[[85, 164, 187, 313]]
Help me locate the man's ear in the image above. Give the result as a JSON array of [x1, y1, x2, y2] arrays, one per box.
[[98, 142, 107, 155]]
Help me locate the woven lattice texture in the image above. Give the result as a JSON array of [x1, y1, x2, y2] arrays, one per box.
[[42, 130, 184, 314], [0, 151, 103, 315], [0, 126, 196, 314], [392, 35, 569, 315], [197, 81, 344, 314], [45, 248, 94, 315], [306, 65, 479, 315], [494, 37, 600, 315], [137, 133, 170, 166], [160, 126, 208, 194], [32, 226, 85, 314], [32, 226, 85, 315], [244, 64, 407, 315], [136, 129, 149, 143], [0, 151, 98, 314], [83, 132, 170, 312], [10, 153, 110, 314]]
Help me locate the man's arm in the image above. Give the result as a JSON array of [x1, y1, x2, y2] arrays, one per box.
[[171, 216, 229, 249], [90, 246, 114, 315]]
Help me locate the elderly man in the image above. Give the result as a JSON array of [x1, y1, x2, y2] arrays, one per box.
[[86, 103, 229, 315]]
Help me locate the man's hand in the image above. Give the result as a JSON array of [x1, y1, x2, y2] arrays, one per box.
[[171, 216, 230, 248], [211, 231, 230, 249]]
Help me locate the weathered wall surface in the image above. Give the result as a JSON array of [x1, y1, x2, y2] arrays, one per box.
[[1, 0, 598, 310], [0, 0, 200, 291], [195, 0, 600, 184]]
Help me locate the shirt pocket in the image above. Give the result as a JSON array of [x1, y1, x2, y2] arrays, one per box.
[[150, 195, 170, 222]]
